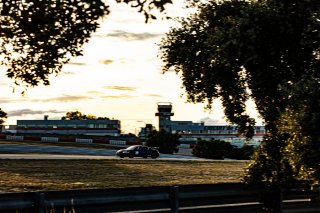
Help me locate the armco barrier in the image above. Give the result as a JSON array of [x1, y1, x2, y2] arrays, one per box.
[[41, 137, 59, 143], [109, 140, 126, 145], [0, 183, 319, 213], [5, 135, 24, 141], [0, 134, 143, 146], [75, 138, 93, 143]]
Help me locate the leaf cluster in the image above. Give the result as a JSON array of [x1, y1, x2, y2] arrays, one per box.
[[0, 0, 109, 87], [145, 129, 180, 154], [159, 0, 320, 199], [192, 139, 255, 160], [159, 0, 320, 135], [276, 78, 320, 186], [0, 0, 173, 88], [116, 0, 173, 22], [61, 111, 110, 120], [0, 108, 7, 125]]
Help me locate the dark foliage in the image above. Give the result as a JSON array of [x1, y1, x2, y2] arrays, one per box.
[[0, 0, 108, 87], [192, 139, 255, 160], [0, 109, 7, 125], [61, 111, 109, 120], [116, 0, 173, 23], [146, 130, 180, 154], [227, 144, 255, 160], [159, 0, 319, 187], [192, 139, 234, 159], [0, 0, 173, 88]]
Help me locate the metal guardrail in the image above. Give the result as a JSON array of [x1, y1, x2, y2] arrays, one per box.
[[0, 183, 319, 213], [1, 133, 141, 146], [5, 135, 24, 141], [41, 137, 59, 143], [75, 138, 93, 143]]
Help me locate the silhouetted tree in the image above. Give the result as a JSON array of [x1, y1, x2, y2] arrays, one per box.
[[0, 109, 7, 126], [0, 0, 173, 88], [192, 139, 234, 160], [61, 111, 109, 120], [160, 0, 319, 211], [146, 130, 180, 154], [277, 78, 320, 185], [192, 139, 255, 160]]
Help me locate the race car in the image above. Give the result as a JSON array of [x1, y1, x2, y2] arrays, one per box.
[[116, 145, 159, 159]]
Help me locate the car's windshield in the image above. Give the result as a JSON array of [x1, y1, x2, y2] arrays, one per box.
[[126, 146, 138, 150]]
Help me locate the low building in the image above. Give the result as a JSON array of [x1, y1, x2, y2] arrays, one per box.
[[16, 117, 121, 136], [147, 103, 265, 147], [171, 121, 264, 147]]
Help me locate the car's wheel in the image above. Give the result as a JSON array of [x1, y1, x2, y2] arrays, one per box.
[[151, 153, 159, 159], [119, 153, 124, 158], [129, 153, 134, 158]]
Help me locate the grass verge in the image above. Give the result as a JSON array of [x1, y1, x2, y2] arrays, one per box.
[[0, 159, 248, 192]]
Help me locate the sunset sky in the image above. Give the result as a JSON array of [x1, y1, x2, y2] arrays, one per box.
[[0, 1, 261, 134]]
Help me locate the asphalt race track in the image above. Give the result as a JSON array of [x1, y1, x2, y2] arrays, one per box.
[[0, 142, 211, 161]]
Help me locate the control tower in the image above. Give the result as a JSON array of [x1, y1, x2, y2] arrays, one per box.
[[155, 102, 174, 132]]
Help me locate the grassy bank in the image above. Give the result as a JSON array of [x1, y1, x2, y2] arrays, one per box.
[[0, 159, 247, 192]]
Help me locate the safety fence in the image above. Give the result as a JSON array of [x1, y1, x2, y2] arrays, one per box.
[[0, 183, 319, 213], [0, 134, 194, 149], [0, 134, 141, 146]]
